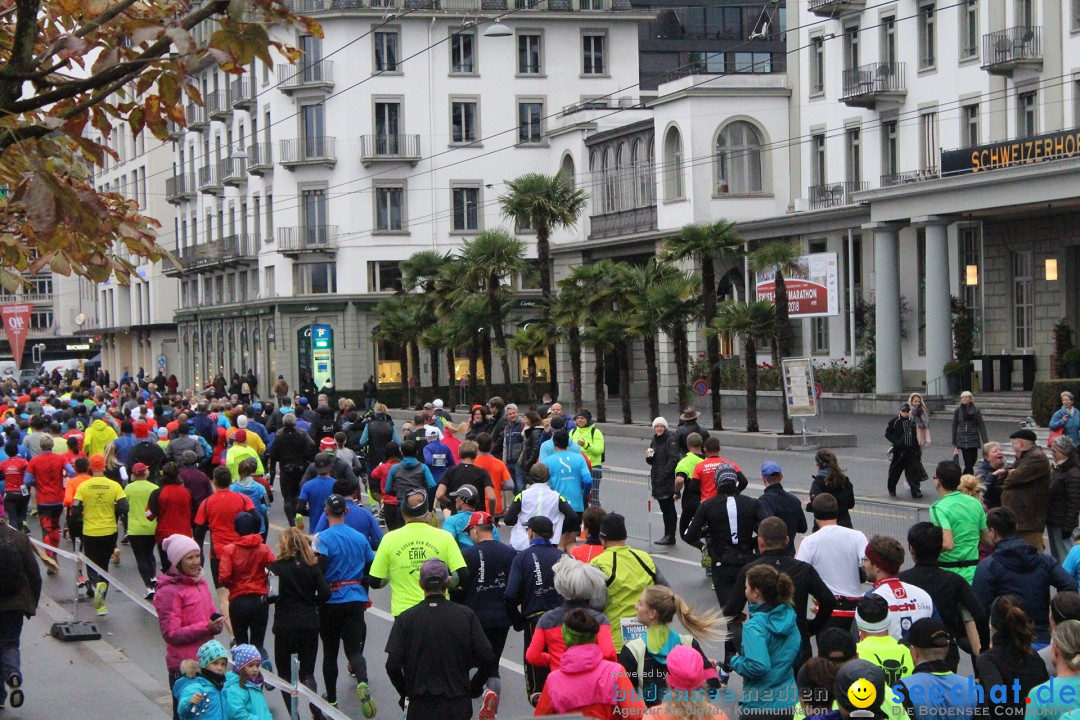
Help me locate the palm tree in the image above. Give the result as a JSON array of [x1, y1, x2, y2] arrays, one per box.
[[712, 301, 776, 433], [499, 172, 589, 396], [651, 270, 703, 409], [553, 273, 592, 410], [623, 259, 680, 421], [373, 294, 418, 406], [568, 260, 621, 422], [401, 250, 451, 395], [508, 324, 549, 407], [459, 230, 529, 397], [663, 220, 745, 431], [583, 311, 634, 424], [751, 241, 805, 436], [420, 321, 458, 408]]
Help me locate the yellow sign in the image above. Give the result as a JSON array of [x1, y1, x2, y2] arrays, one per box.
[[847, 679, 877, 709]]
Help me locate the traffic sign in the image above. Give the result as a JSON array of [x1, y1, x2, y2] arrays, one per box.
[[692, 380, 708, 397], [814, 382, 822, 398]]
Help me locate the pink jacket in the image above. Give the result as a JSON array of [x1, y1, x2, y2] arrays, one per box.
[[152, 570, 219, 671], [535, 644, 645, 719]]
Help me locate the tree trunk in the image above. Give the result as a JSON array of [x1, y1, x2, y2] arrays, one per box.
[[429, 346, 441, 400], [703, 259, 723, 430], [447, 347, 457, 409], [481, 332, 493, 400], [527, 355, 538, 407], [644, 333, 660, 421], [409, 341, 421, 410], [489, 278, 513, 398], [775, 272, 794, 435], [745, 339, 759, 432], [569, 329, 583, 411], [468, 337, 479, 404], [593, 347, 607, 423], [399, 343, 410, 408], [674, 326, 691, 408], [619, 341, 632, 425], [538, 224, 559, 398]]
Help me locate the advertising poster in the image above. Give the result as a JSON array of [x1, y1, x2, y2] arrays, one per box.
[[755, 252, 839, 318]]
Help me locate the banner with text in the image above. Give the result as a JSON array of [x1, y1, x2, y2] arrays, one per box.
[[755, 252, 839, 318], [1, 304, 32, 368]]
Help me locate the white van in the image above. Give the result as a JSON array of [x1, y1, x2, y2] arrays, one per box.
[[40, 359, 83, 379]]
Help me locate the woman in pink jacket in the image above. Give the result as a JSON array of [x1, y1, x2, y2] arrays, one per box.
[[534, 608, 646, 720], [152, 533, 223, 720]]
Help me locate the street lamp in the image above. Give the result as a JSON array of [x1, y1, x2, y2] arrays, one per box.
[[484, 19, 512, 37]]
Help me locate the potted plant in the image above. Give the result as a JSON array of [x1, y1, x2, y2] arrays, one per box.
[[1054, 319, 1074, 378], [947, 297, 977, 395], [1063, 348, 1080, 379]]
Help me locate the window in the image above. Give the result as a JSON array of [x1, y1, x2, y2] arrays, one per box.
[[518, 100, 544, 144], [300, 36, 322, 82], [811, 318, 830, 353], [560, 153, 576, 190], [375, 184, 405, 232], [689, 51, 724, 73], [301, 103, 325, 157], [369, 261, 403, 292], [30, 310, 52, 329], [264, 266, 275, 298], [959, 226, 981, 320], [663, 127, 683, 201], [963, 104, 979, 147], [715, 121, 763, 195], [960, 0, 978, 59], [452, 185, 480, 231], [451, 99, 478, 144], [733, 53, 772, 72], [882, 120, 898, 179], [375, 101, 401, 151], [918, 4, 936, 69], [810, 36, 824, 95], [1075, 79, 1080, 126], [27, 275, 52, 296], [301, 188, 328, 245], [294, 262, 336, 295], [583, 34, 605, 75], [1013, 251, 1034, 350], [1018, 91, 1037, 137], [845, 127, 861, 184], [812, 133, 827, 186], [450, 31, 475, 74], [919, 112, 938, 171], [374, 31, 399, 72], [517, 33, 542, 75], [1074, 0, 1080, 30], [1018, 0, 1035, 27], [845, 25, 860, 69]]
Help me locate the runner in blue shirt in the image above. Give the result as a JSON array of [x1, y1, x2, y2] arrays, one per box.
[[541, 431, 592, 513], [313, 478, 383, 550], [296, 453, 336, 531]]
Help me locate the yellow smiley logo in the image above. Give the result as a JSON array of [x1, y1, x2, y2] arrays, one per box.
[[847, 679, 877, 709]]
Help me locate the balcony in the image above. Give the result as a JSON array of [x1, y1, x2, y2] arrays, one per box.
[[165, 237, 258, 277], [218, 234, 258, 264], [206, 90, 230, 121], [247, 142, 273, 175], [277, 62, 333, 94], [20, 293, 52, 304], [841, 62, 906, 108], [185, 102, 207, 131], [808, 0, 864, 17], [982, 26, 1042, 76], [284, 0, 332, 9], [359, 134, 421, 166], [589, 206, 657, 240], [278, 226, 339, 256], [881, 167, 940, 187], [198, 163, 223, 195], [222, 156, 247, 186], [165, 174, 197, 203], [167, 120, 185, 140], [279, 137, 336, 168], [807, 181, 870, 210], [230, 77, 255, 109]]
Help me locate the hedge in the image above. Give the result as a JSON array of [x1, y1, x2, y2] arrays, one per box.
[[328, 382, 543, 411], [1032, 380, 1080, 426]]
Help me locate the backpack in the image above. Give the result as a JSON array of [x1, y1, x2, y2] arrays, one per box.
[[0, 536, 24, 597], [391, 462, 429, 503]]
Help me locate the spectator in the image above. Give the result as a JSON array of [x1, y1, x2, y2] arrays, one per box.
[[675, 407, 710, 455], [929, 460, 991, 583], [1047, 435, 1080, 563], [645, 417, 680, 546], [855, 594, 914, 686], [806, 449, 855, 529], [756, 461, 807, 555], [570, 410, 604, 508], [952, 392, 989, 475], [796, 493, 868, 631], [526, 556, 614, 671], [1001, 428, 1051, 551], [886, 402, 924, 498], [1026, 619, 1080, 720], [978, 441, 1007, 508], [517, 410, 544, 476], [503, 464, 579, 552], [976, 596, 1049, 720], [863, 535, 935, 641], [502, 404, 525, 492], [592, 513, 668, 653], [1049, 391, 1080, 444], [1040, 592, 1080, 676], [974, 507, 1077, 648], [895, 619, 979, 719], [0, 513, 42, 710]]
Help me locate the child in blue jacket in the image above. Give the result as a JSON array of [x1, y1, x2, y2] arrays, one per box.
[[174, 640, 230, 720], [224, 644, 272, 720]]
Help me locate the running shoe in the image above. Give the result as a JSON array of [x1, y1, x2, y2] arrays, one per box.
[[479, 689, 499, 720], [41, 554, 59, 575], [6, 670, 23, 708], [111, 547, 121, 565], [144, 587, 156, 600], [357, 681, 377, 719], [93, 581, 108, 616]]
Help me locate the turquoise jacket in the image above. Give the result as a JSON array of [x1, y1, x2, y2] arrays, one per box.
[[730, 602, 801, 712], [174, 671, 228, 720], [224, 672, 273, 720]]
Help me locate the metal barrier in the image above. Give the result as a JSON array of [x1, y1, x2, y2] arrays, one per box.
[[26, 535, 351, 720], [597, 468, 655, 542]]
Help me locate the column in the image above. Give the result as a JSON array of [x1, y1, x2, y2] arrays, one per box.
[[869, 224, 903, 393], [920, 219, 953, 396]]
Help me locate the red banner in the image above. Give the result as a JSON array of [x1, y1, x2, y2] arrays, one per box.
[[755, 279, 831, 316], [1, 304, 33, 369]]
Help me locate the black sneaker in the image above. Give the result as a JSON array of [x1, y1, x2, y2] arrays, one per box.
[[7, 671, 23, 708], [911, 488, 923, 499]]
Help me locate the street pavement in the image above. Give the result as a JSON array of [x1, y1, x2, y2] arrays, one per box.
[[21, 406, 1010, 719]]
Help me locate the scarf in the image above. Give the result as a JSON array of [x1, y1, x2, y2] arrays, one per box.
[[200, 668, 226, 690], [645, 625, 681, 665]]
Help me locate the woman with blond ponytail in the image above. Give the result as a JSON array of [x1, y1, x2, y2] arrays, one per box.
[[1026, 619, 1080, 717], [619, 585, 726, 707]]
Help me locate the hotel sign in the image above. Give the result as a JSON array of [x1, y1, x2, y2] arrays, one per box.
[[941, 128, 1080, 175]]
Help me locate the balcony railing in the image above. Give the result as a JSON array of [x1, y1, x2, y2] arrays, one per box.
[[841, 62, 906, 108], [808, 0, 864, 16], [359, 134, 421, 165], [219, 234, 258, 261], [982, 26, 1042, 75], [247, 142, 273, 175], [807, 181, 870, 210], [168, 237, 258, 276], [222, 156, 247, 186], [20, 293, 52, 304], [165, 174, 197, 203], [279, 137, 336, 167], [230, 77, 255, 109], [589, 205, 658, 240], [206, 90, 230, 120], [881, 167, 940, 187], [185, 102, 207, 130], [278, 226, 339, 254], [277, 62, 334, 93], [167, 120, 185, 140], [198, 163, 223, 194]]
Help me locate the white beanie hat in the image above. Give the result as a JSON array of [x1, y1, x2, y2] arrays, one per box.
[[433, 399, 444, 409], [652, 417, 668, 429], [237, 414, 249, 428]]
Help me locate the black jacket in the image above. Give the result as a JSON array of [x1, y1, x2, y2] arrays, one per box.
[[364, 416, 396, 467], [489, 412, 508, 462], [898, 561, 986, 649], [886, 415, 918, 452], [268, 427, 316, 473], [975, 639, 1049, 718], [267, 557, 331, 632], [675, 420, 710, 454], [504, 542, 565, 621], [518, 426, 543, 472], [308, 415, 340, 444], [0, 520, 42, 617], [1047, 456, 1080, 532], [385, 595, 495, 702], [756, 483, 808, 553], [722, 549, 834, 637], [806, 475, 856, 529], [647, 430, 681, 499], [127, 440, 168, 482], [684, 493, 759, 568]]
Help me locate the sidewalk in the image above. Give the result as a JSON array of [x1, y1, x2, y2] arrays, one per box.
[[10, 593, 170, 718]]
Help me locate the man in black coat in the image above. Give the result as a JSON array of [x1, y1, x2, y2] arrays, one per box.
[[267, 413, 317, 525], [886, 402, 924, 498], [0, 518, 42, 709], [675, 407, 710, 454], [755, 461, 808, 555]]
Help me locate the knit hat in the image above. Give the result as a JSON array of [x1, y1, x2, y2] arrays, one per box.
[[236, 415, 249, 429], [234, 510, 261, 537], [835, 659, 886, 713], [319, 437, 336, 451], [599, 513, 627, 541], [651, 417, 668, 429], [665, 644, 706, 691], [230, 644, 262, 672], [157, 426, 168, 439], [162, 533, 200, 568], [197, 639, 229, 669], [89, 454, 106, 472], [574, 409, 592, 425], [856, 594, 891, 634], [561, 623, 597, 648], [234, 429, 247, 444], [134, 422, 149, 439], [714, 462, 739, 493], [816, 627, 857, 663]]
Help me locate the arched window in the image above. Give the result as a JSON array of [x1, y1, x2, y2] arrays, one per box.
[[630, 140, 641, 207], [603, 146, 616, 213], [615, 143, 629, 211], [590, 150, 601, 212], [716, 121, 764, 195], [560, 154, 576, 189], [645, 136, 655, 204], [663, 127, 683, 201]]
